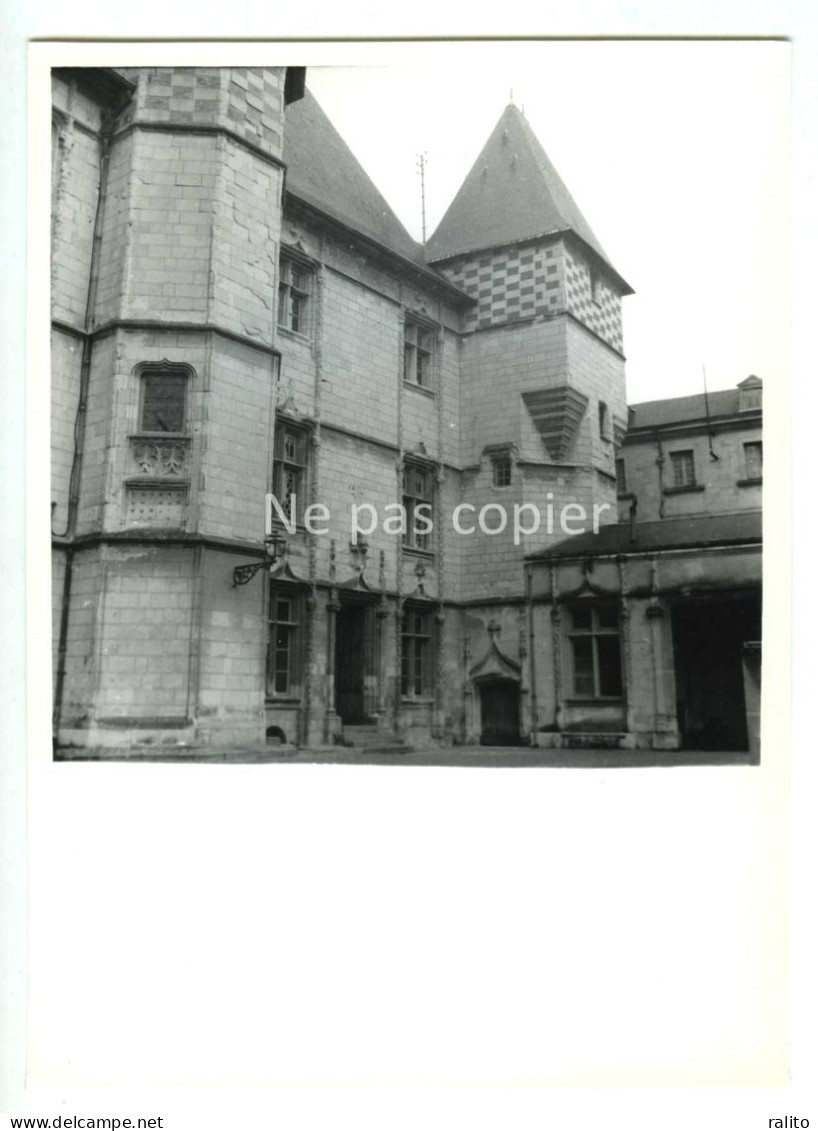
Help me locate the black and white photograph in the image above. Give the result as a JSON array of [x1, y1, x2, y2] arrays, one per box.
[[47, 48, 780, 766], [3, 28, 810, 1129]]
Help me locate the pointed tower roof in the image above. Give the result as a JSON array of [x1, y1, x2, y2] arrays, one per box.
[[283, 88, 424, 265], [426, 104, 632, 293]]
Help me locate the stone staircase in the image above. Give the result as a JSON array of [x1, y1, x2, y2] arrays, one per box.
[[340, 724, 412, 755]]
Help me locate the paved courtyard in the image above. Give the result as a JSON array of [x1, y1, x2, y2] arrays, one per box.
[[55, 744, 758, 768]]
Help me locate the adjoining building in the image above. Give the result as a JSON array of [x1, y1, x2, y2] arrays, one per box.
[[50, 66, 761, 759], [525, 377, 762, 755]]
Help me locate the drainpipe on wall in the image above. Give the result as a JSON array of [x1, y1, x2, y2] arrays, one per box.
[[52, 104, 116, 742], [655, 431, 665, 519]]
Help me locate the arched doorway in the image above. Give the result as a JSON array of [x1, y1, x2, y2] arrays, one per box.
[[478, 678, 521, 746]]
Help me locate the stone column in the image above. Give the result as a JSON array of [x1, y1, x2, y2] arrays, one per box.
[[646, 602, 679, 748], [323, 588, 341, 744], [617, 557, 635, 736], [551, 604, 565, 732], [393, 596, 404, 735], [518, 614, 530, 745]]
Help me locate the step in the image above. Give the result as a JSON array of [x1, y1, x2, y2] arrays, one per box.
[[341, 725, 405, 748], [560, 732, 627, 750]]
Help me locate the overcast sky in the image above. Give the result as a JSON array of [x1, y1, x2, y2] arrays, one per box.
[[306, 42, 790, 404]]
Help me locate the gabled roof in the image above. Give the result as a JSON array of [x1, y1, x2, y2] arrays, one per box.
[[282, 88, 424, 265], [628, 389, 741, 430], [425, 103, 631, 291], [526, 511, 762, 561], [628, 377, 763, 431]]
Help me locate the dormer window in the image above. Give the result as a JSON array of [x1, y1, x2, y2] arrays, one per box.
[[492, 454, 512, 487], [738, 376, 763, 412]]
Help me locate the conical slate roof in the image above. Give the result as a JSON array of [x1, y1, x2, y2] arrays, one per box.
[[426, 104, 627, 288], [283, 87, 424, 265]]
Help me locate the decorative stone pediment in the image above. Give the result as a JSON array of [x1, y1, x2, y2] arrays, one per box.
[[277, 391, 301, 417], [269, 551, 308, 586], [338, 572, 378, 594], [558, 557, 621, 600], [469, 621, 521, 684], [522, 386, 589, 461]]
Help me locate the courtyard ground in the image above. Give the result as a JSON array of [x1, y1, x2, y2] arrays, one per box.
[[54, 744, 758, 767]]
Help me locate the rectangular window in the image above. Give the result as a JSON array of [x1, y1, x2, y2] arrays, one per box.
[[615, 457, 627, 495], [404, 320, 435, 389], [568, 605, 623, 699], [670, 449, 696, 488], [402, 463, 434, 552], [492, 454, 512, 487], [744, 441, 762, 480], [739, 385, 762, 411], [140, 372, 187, 433], [267, 588, 301, 697], [278, 255, 312, 336], [598, 400, 611, 440], [401, 608, 433, 698], [272, 420, 308, 523], [590, 265, 603, 305]]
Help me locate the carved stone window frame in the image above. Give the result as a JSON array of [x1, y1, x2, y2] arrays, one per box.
[[277, 249, 316, 340], [403, 313, 438, 395], [134, 359, 196, 439]]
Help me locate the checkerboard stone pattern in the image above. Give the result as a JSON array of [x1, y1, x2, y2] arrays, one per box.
[[440, 241, 565, 331], [439, 238, 623, 354], [117, 67, 286, 161], [564, 247, 623, 353]]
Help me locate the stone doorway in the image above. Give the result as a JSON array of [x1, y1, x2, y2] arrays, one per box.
[[335, 600, 376, 725], [478, 678, 521, 746]]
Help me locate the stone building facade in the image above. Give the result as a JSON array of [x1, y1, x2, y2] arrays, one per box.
[[525, 379, 762, 755], [51, 65, 760, 758]]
